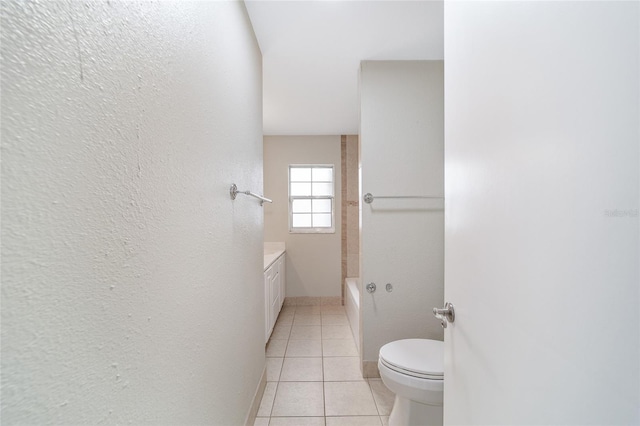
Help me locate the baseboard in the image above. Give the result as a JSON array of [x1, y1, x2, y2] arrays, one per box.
[[363, 360, 380, 378], [284, 296, 342, 306], [244, 365, 267, 426]]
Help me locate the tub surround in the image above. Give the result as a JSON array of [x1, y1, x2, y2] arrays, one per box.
[[345, 278, 360, 354], [341, 136, 360, 305]]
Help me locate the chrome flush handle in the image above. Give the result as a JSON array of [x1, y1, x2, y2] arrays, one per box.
[[433, 302, 455, 328]]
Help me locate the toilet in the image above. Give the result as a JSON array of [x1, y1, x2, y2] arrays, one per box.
[[378, 339, 444, 426]]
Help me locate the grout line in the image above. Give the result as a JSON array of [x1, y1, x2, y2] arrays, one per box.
[[268, 381, 279, 418], [367, 377, 382, 416]]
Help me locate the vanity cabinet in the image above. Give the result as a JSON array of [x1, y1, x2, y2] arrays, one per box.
[[278, 255, 286, 311], [264, 253, 285, 343]]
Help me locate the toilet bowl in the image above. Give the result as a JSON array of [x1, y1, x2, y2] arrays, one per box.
[[378, 339, 443, 426]]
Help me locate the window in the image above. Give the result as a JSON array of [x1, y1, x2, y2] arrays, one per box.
[[289, 165, 335, 233]]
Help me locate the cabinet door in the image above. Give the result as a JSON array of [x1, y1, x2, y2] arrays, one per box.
[[278, 256, 286, 311], [270, 268, 279, 332], [264, 266, 273, 343]]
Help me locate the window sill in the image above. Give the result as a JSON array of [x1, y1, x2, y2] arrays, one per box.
[[289, 228, 336, 234]]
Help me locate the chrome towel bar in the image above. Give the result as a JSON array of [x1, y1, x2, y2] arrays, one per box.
[[230, 184, 272, 206], [363, 193, 444, 204]]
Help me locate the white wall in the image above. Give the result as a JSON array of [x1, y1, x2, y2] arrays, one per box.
[[1, 1, 265, 424], [360, 61, 444, 365], [263, 136, 342, 298], [444, 1, 639, 423]]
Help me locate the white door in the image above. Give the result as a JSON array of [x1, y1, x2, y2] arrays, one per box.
[[444, 2, 639, 424]]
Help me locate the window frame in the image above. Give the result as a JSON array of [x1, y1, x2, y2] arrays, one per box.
[[288, 164, 336, 234]]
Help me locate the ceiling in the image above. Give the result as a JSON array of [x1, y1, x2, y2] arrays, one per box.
[[244, 0, 444, 136]]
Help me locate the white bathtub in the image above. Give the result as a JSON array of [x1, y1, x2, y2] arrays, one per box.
[[345, 277, 360, 354]]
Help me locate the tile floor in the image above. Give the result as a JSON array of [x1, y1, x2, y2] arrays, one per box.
[[255, 305, 395, 426]]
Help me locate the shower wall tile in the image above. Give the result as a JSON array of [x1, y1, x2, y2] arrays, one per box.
[[346, 136, 359, 201], [347, 255, 359, 278]]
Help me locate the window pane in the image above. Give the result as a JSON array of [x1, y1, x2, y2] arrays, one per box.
[[292, 199, 312, 213], [291, 182, 311, 196], [290, 167, 311, 182], [292, 213, 312, 228], [312, 167, 333, 182], [312, 182, 333, 196], [312, 199, 332, 213], [312, 213, 332, 228]]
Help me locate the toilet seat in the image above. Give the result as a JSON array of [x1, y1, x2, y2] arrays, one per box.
[[378, 339, 444, 424], [379, 339, 444, 380]]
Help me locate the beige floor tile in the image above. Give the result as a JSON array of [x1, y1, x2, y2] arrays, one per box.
[[324, 357, 364, 381], [321, 314, 349, 326], [257, 382, 278, 417], [325, 416, 382, 426], [270, 323, 292, 340], [295, 306, 322, 315], [269, 417, 325, 426], [259, 298, 390, 424], [290, 325, 322, 340], [275, 313, 294, 325], [324, 381, 378, 416], [253, 417, 270, 426], [322, 339, 358, 357], [322, 325, 353, 340], [266, 339, 288, 357], [266, 357, 283, 382], [294, 314, 322, 325], [321, 305, 346, 315], [280, 357, 323, 381], [368, 379, 395, 416], [286, 339, 322, 357], [273, 320, 293, 339], [321, 296, 342, 306], [271, 382, 324, 417], [280, 306, 296, 315]]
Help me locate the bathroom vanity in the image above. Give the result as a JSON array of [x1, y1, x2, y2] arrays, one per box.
[[264, 243, 285, 343]]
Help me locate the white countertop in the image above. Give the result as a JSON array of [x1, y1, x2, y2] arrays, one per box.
[[264, 242, 285, 270]]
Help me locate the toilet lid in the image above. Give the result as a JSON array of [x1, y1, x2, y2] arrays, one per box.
[[379, 339, 444, 379]]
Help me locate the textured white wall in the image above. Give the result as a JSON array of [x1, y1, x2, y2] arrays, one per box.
[[263, 136, 342, 298], [360, 61, 444, 363], [1, 1, 265, 424]]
